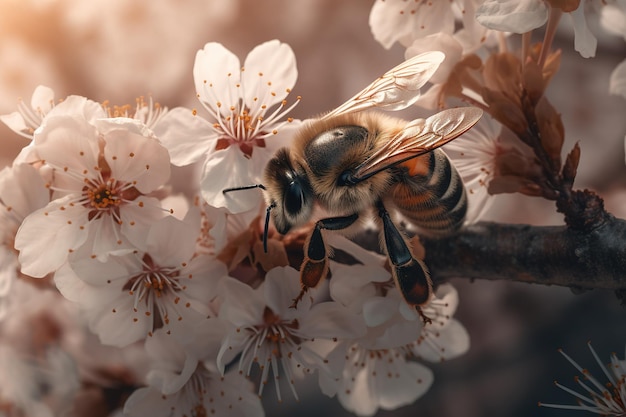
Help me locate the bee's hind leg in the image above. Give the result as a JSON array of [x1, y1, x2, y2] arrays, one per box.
[[292, 213, 359, 308], [376, 201, 434, 325]]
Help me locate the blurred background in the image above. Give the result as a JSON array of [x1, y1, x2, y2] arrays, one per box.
[[1, 1, 625, 416]]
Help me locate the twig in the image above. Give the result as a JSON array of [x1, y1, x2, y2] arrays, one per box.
[[422, 216, 626, 292]]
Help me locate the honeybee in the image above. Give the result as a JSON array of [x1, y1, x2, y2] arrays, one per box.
[[224, 52, 482, 322]]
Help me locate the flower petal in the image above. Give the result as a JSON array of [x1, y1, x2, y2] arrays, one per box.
[[103, 128, 170, 194], [151, 106, 216, 166], [609, 60, 626, 98], [476, 0, 549, 33], [242, 40, 297, 109], [200, 148, 265, 213], [15, 196, 90, 277], [193, 42, 241, 117], [569, 5, 597, 58]]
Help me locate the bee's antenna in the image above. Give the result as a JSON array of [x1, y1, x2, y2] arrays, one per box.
[[263, 203, 275, 253], [222, 184, 266, 194], [220, 184, 272, 252]]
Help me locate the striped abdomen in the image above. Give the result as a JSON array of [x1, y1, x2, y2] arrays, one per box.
[[388, 149, 467, 234]]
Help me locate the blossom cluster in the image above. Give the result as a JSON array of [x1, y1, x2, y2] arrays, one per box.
[[0, 39, 471, 416], [1, 1, 625, 416]]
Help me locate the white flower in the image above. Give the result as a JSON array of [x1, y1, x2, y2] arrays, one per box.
[[370, 0, 460, 49], [216, 266, 366, 401], [443, 113, 503, 222], [55, 213, 227, 347], [540, 342, 626, 416], [476, 0, 600, 58], [0, 85, 56, 139], [0, 163, 49, 317], [324, 280, 468, 416], [476, 0, 549, 33], [124, 324, 264, 417], [14, 115, 171, 278], [370, 0, 494, 52], [153, 40, 302, 214], [323, 236, 469, 416]]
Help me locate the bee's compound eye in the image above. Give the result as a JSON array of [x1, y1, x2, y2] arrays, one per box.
[[284, 181, 305, 216]]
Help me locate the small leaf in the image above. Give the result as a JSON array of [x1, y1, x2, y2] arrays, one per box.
[[561, 143, 580, 187]]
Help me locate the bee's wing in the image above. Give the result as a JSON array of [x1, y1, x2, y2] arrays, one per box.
[[352, 107, 483, 181], [321, 51, 445, 119]]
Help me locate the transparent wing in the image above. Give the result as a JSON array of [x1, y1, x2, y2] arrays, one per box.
[[321, 51, 445, 119], [352, 107, 483, 181]]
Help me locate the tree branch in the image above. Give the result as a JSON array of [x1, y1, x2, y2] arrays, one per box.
[[422, 215, 626, 291]]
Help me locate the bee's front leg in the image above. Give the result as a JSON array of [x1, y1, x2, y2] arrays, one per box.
[[291, 213, 359, 308]]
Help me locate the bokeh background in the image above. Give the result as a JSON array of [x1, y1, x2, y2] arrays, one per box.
[[1, 1, 625, 416]]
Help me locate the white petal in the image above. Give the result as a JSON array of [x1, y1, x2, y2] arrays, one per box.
[[0, 164, 49, 221], [30, 85, 55, 112], [44, 94, 106, 122], [0, 111, 29, 136], [151, 106, 216, 166], [476, 0, 549, 33], [414, 319, 470, 362], [369, 0, 455, 49], [200, 148, 265, 213], [242, 40, 297, 109], [148, 354, 199, 395], [362, 296, 397, 327], [119, 197, 169, 251], [302, 302, 367, 339], [611, 59, 626, 99], [193, 42, 241, 115], [264, 266, 309, 316], [142, 215, 197, 265], [103, 129, 170, 194], [82, 214, 136, 261], [569, 6, 597, 58], [124, 386, 175, 417], [34, 115, 100, 181], [375, 360, 433, 411], [88, 291, 151, 347], [15, 196, 90, 277], [218, 277, 264, 327]]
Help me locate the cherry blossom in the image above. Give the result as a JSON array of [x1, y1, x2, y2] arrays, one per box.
[[369, 0, 495, 53], [14, 115, 171, 278], [0, 85, 57, 139], [322, 236, 469, 415], [540, 342, 626, 415], [216, 266, 366, 401], [443, 113, 503, 222], [153, 40, 302, 214], [327, 267, 468, 414], [476, 0, 602, 58], [124, 324, 264, 417], [0, 163, 49, 317], [55, 213, 227, 347]]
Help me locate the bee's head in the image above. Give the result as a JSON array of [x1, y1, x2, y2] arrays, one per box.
[[263, 147, 315, 235]]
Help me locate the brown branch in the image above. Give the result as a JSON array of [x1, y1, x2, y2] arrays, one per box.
[[422, 215, 626, 292]]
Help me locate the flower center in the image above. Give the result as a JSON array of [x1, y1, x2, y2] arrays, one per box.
[[86, 182, 121, 210], [258, 306, 300, 348]]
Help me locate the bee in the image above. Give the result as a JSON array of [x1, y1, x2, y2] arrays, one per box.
[[224, 51, 482, 322]]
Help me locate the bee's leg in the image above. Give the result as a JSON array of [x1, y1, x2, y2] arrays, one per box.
[[376, 201, 433, 325], [292, 212, 359, 308]]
